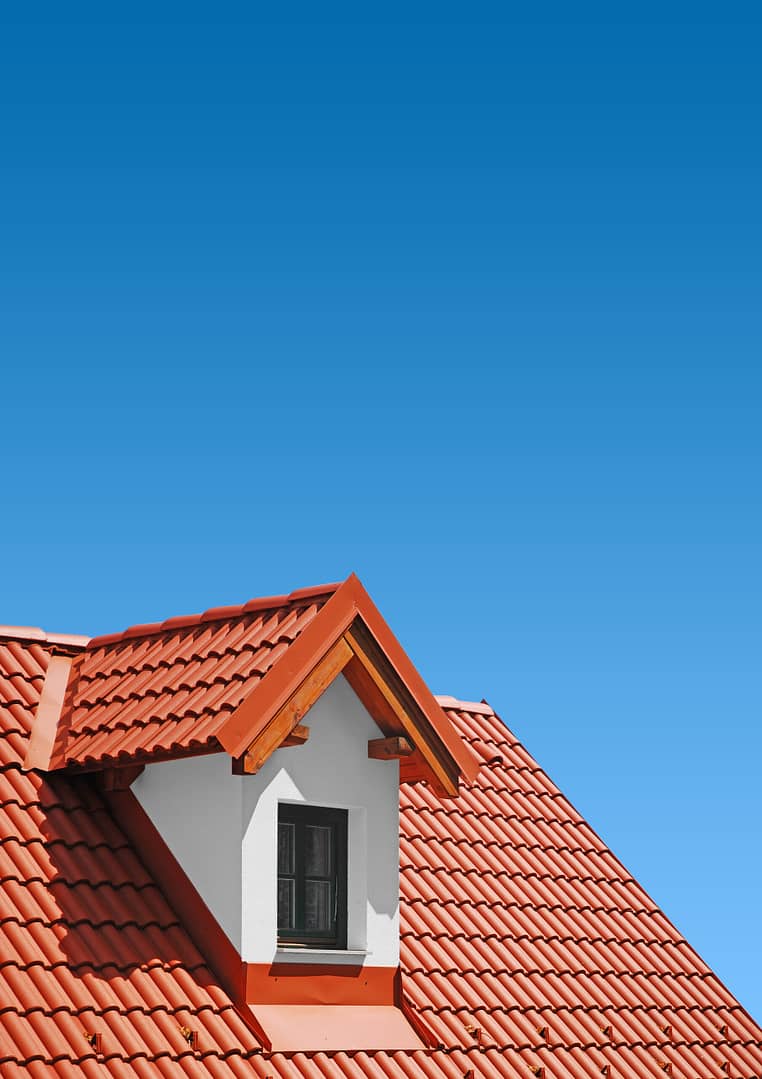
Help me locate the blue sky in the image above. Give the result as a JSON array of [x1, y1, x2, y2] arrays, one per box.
[[2, 6, 761, 1019]]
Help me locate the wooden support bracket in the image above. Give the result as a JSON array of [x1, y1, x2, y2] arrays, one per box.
[[280, 724, 310, 747], [368, 735, 415, 760]]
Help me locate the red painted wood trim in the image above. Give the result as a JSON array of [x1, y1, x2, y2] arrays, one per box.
[[343, 575, 480, 784], [218, 579, 359, 758], [217, 572, 479, 786], [101, 784, 244, 1004], [244, 962, 398, 1005]]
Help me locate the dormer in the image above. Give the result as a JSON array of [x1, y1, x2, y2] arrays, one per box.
[[24, 575, 479, 1051]]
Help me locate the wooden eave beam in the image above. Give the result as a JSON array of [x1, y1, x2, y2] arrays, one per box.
[[280, 724, 310, 747], [368, 736, 414, 760], [344, 623, 460, 797], [240, 637, 352, 774]]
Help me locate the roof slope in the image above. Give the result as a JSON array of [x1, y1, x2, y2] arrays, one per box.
[[0, 633, 263, 1078], [401, 700, 762, 1077], [2, 626, 761, 1078], [60, 584, 339, 767]]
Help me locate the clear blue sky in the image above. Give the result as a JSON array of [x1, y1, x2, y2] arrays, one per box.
[[2, 5, 761, 1020]]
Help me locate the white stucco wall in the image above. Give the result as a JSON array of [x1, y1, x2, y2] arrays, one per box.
[[132, 675, 400, 966], [132, 750, 244, 949]]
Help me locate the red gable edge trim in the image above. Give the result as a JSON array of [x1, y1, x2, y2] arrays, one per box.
[[217, 574, 481, 785]]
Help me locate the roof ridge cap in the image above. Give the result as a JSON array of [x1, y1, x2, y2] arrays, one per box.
[[435, 694, 496, 716], [86, 581, 344, 650], [0, 625, 89, 648]]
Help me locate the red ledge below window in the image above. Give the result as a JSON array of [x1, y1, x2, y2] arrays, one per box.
[[244, 961, 396, 1005]]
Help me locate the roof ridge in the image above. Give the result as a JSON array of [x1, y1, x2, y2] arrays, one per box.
[[87, 581, 344, 649], [435, 694, 496, 716], [0, 625, 90, 648]]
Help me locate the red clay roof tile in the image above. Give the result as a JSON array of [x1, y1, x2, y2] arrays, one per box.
[[56, 587, 340, 768], [1, 593, 761, 1077]]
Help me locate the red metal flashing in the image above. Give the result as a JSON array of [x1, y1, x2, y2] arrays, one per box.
[[21, 653, 77, 771], [250, 1004, 425, 1052], [244, 963, 398, 1005]]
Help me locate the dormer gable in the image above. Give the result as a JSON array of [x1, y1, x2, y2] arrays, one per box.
[[22, 576, 478, 1051], [24, 574, 479, 793], [217, 573, 479, 794]]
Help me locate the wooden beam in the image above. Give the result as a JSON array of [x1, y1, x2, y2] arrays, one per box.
[[398, 756, 429, 783], [242, 637, 353, 774], [345, 624, 459, 797], [342, 655, 400, 737], [280, 724, 310, 747], [368, 736, 414, 760], [368, 735, 415, 760]]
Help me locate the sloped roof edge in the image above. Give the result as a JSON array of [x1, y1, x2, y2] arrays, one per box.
[[217, 574, 481, 788]]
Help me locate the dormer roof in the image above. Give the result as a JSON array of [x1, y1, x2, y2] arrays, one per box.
[[24, 575, 479, 795]]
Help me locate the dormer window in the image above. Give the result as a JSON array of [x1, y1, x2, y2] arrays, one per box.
[[277, 804, 348, 949]]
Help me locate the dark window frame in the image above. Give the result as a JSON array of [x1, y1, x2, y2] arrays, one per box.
[[277, 803, 348, 949]]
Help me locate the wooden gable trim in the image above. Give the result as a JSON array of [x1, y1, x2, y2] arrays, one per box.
[[217, 574, 480, 792], [238, 637, 352, 774], [218, 582, 358, 760], [344, 622, 460, 796], [341, 578, 480, 785]]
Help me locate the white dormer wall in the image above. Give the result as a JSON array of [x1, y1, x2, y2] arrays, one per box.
[[131, 676, 401, 966]]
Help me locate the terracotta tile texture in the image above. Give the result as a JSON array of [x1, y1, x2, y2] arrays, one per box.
[[59, 585, 340, 767], [2, 605, 762, 1078], [0, 633, 262, 1077]]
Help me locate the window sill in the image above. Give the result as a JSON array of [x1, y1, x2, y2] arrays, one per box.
[[275, 946, 368, 965]]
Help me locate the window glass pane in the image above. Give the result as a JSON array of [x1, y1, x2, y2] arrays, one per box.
[[304, 879, 332, 930], [304, 824, 332, 876], [277, 878, 295, 929], [278, 822, 295, 875]]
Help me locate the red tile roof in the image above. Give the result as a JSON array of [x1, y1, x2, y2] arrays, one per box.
[[2, 604, 761, 1077], [57, 584, 340, 768], [0, 635, 265, 1078], [40, 577, 478, 796]]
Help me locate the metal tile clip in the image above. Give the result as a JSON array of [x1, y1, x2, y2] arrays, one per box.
[[180, 1026, 199, 1050]]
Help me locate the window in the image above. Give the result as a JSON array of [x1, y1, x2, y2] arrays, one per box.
[[277, 804, 348, 949]]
